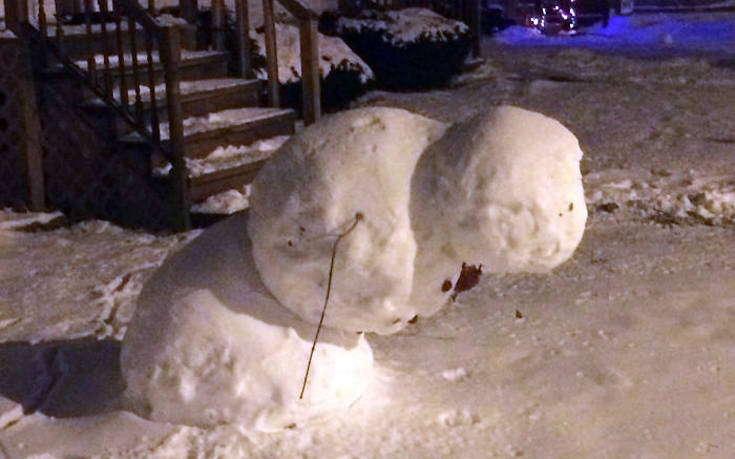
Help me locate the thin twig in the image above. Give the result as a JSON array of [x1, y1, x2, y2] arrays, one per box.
[[300, 212, 363, 400]]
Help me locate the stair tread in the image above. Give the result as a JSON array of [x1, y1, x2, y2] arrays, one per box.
[[48, 14, 187, 37], [120, 107, 294, 142], [85, 78, 260, 107], [153, 135, 290, 179], [48, 20, 143, 37], [73, 49, 226, 71]]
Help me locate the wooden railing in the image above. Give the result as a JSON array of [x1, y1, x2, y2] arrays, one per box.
[[229, 0, 321, 125], [4, 0, 322, 227], [263, 0, 321, 124], [338, 0, 482, 58], [4, 0, 191, 230]]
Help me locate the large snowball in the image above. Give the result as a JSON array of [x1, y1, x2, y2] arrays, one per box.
[[120, 213, 373, 430], [248, 107, 448, 334], [411, 105, 587, 292]]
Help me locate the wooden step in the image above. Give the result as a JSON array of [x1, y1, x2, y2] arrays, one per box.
[[82, 78, 263, 135], [67, 49, 228, 88], [119, 107, 295, 158], [188, 162, 265, 203], [152, 135, 289, 203], [46, 15, 196, 60], [48, 20, 147, 60]]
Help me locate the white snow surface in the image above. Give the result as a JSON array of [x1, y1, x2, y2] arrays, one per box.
[[253, 22, 374, 84], [249, 107, 449, 334], [337, 8, 469, 46], [190, 184, 252, 214], [121, 213, 373, 429], [249, 106, 585, 336], [185, 135, 289, 177], [410, 106, 587, 322]]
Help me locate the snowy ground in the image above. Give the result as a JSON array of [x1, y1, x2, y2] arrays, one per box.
[[2, 10, 735, 458]]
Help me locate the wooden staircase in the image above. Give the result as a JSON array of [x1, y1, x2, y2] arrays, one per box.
[[4, 0, 322, 230]]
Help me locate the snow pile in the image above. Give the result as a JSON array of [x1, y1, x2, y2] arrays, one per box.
[[153, 136, 289, 180], [249, 107, 449, 334], [123, 105, 586, 430], [412, 106, 587, 275], [190, 185, 251, 214], [336, 8, 469, 47], [250, 106, 586, 334], [121, 213, 373, 430], [253, 23, 373, 84], [184, 135, 289, 177]]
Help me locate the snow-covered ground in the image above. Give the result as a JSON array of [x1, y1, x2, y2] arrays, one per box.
[[494, 10, 735, 61], [2, 10, 735, 459]]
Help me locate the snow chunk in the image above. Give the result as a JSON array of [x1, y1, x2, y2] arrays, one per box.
[[185, 136, 289, 178], [411, 106, 587, 277], [190, 185, 251, 214], [441, 367, 468, 382], [121, 213, 373, 430], [248, 107, 448, 334]]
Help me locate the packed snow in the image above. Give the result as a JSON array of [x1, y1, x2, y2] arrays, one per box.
[[412, 106, 587, 274], [2, 9, 735, 459], [249, 107, 449, 334], [182, 135, 289, 178], [253, 22, 374, 84], [121, 212, 373, 429]]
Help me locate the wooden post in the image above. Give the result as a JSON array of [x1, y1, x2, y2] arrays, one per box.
[[212, 0, 225, 50], [159, 25, 192, 231], [5, 0, 29, 35], [55, 0, 83, 17], [234, 0, 251, 77], [299, 17, 320, 125], [180, 0, 199, 24], [16, 40, 46, 210], [470, 0, 481, 58], [262, 0, 280, 107]]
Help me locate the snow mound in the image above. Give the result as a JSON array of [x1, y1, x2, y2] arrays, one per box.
[[411, 106, 587, 277], [120, 213, 373, 430], [253, 23, 373, 85], [249, 107, 449, 334], [249, 106, 586, 334]]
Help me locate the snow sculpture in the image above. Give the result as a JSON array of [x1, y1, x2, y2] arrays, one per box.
[[248, 107, 449, 334], [411, 106, 587, 285], [249, 106, 586, 335], [121, 105, 586, 430], [120, 213, 373, 430]]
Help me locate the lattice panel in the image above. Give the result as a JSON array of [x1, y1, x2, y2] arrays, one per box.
[[0, 41, 32, 209], [38, 84, 176, 229]]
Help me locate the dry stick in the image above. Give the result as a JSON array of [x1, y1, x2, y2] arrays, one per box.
[[300, 212, 363, 400]]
